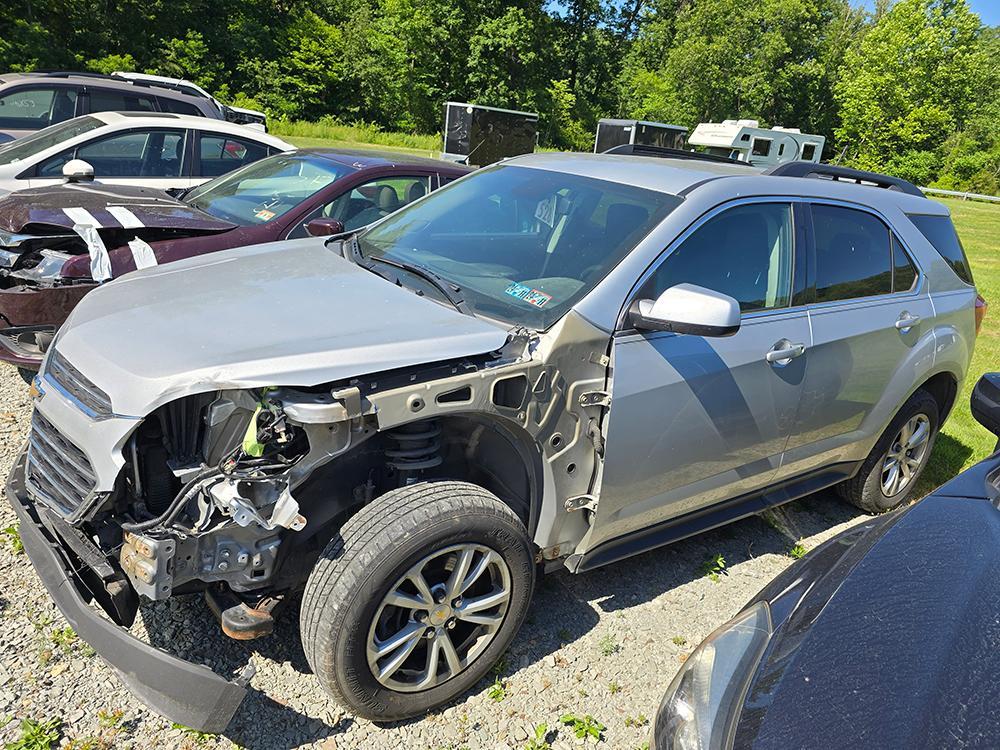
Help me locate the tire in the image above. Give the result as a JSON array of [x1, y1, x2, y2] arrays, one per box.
[[17, 367, 35, 386], [837, 389, 939, 514], [300, 481, 535, 721]]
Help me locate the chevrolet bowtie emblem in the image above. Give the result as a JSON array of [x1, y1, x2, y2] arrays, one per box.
[[28, 376, 44, 401]]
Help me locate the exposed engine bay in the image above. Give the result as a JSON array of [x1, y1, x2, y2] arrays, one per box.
[[66, 311, 610, 636]]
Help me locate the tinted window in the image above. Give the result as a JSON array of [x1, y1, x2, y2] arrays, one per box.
[[801, 143, 817, 161], [38, 129, 186, 177], [0, 87, 77, 129], [812, 204, 892, 302], [159, 97, 202, 116], [198, 134, 268, 177], [289, 175, 431, 238], [908, 213, 974, 285], [641, 202, 795, 312], [357, 165, 681, 329], [87, 89, 156, 114], [752, 138, 771, 157], [892, 236, 917, 292]]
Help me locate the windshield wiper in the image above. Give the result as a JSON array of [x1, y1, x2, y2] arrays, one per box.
[[370, 255, 474, 316], [347, 240, 471, 315]]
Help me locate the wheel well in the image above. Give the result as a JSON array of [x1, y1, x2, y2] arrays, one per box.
[[292, 414, 543, 539], [917, 372, 959, 422], [433, 414, 542, 532]]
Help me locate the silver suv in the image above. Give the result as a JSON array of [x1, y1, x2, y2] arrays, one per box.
[[7, 152, 982, 731]]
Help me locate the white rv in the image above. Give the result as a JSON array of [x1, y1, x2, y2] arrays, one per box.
[[688, 119, 824, 167]]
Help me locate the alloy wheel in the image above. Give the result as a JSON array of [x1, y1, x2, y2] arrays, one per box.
[[880, 413, 931, 497], [366, 543, 512, 692]]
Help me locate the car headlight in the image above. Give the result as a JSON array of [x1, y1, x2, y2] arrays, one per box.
[[653, 602, 772, 750]]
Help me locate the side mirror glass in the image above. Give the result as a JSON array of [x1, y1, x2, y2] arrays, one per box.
[[305, 218, 346, 237], [62, 159, 95, 183], [971, 373, 1000, 437], [629, 283, 741, 337]]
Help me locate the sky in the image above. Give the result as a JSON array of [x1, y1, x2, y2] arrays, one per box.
[[858, 0, 1000, 25]]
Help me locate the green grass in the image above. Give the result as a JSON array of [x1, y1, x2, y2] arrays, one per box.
[[916, 197, 999, 494], [270, 119, 440, 157]]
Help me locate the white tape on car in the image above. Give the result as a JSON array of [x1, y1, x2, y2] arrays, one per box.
[[127, 237, 158, 270], [107, 206, 144, 229], [62, 206, 102, 228], [71, 224, 112, 282]]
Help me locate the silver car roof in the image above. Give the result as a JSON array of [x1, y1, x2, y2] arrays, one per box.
[[503, 152, 947, 216]]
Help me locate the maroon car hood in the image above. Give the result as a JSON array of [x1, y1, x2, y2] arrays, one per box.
[[0, 182, 236, 234]]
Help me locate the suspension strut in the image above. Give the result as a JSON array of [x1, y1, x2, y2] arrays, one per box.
[[386, 421, 443, 483]]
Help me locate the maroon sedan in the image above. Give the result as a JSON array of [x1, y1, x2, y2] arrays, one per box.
[[0, 149, 471, 373]]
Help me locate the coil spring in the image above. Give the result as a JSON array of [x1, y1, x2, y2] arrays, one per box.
[[385, 421, 443, 472]]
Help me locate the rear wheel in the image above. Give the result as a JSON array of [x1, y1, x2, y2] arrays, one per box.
[[300, 481, 535, 721], [837, 389, 939, 513]]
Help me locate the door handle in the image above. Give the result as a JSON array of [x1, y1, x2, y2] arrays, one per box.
[[766, 340, 806, 364], [895, 313, 921, 331]]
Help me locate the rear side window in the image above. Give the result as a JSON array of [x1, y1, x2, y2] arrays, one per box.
[[907, 214, 974, 285], [198, 134, 268, 177], [812, 204, 893, 302], [87, 89, 156, 114]]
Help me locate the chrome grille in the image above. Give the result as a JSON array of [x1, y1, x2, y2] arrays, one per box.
[[45, 349, 113, 418], [25, 410, 97, 519]]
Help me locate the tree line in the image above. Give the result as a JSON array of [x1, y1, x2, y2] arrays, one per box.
[[2, 0, 998, 190]]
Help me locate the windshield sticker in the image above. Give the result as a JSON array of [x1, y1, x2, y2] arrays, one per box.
[[505, 282, 552, 308], [254, 208, 277, 221]]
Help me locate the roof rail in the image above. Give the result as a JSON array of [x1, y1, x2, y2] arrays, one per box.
[[29, 70, 115, 80], [602, 143, 754, 167], [765, 161, 924, 198], [27, 71, 165, 91]]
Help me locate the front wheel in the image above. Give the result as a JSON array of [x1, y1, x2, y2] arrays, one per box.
[[837, 389, 939, 513], [300, 481, 535, 721]]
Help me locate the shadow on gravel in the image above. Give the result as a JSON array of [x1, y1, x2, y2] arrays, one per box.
[[133, 486, 862, 747]]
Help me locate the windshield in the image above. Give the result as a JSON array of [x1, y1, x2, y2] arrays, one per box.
[[185, 152, 353, 225], [357, 164, 681, 328], [0, 116, 103, 166]]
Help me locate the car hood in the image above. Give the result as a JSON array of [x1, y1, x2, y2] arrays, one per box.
[[51, 238, 512, 417], [738, 482, 1000, 748], [0, 182, 235, 235]]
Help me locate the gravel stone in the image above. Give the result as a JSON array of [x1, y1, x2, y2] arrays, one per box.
[[0, 365, 875, 749]]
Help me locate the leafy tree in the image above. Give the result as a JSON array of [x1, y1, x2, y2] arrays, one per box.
[[834, 0, 993, 179]]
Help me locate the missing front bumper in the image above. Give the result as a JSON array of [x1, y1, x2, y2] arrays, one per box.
[[6, 451, 253, 734]]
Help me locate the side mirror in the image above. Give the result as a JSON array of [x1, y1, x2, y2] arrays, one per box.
[[971, 373, 1000, 437], [629, 283, 741, 337], [62, 159, 95, 183], [305, 218, 345, 237]]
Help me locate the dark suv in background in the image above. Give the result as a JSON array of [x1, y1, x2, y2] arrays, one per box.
[[0, 72, 222, 141]]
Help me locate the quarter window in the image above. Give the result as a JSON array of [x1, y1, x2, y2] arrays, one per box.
[[907, 213, 974, 285], [158, 97, 203, 116], [811, 204, 893, 302], [640, 202, 795, 313]]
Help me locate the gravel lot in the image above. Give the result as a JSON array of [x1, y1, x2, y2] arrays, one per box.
[[0, 366, 874, 750]]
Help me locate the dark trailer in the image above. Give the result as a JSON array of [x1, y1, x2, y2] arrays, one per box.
[[442, 102, 538, 166], [594, 119, 687, 153]]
